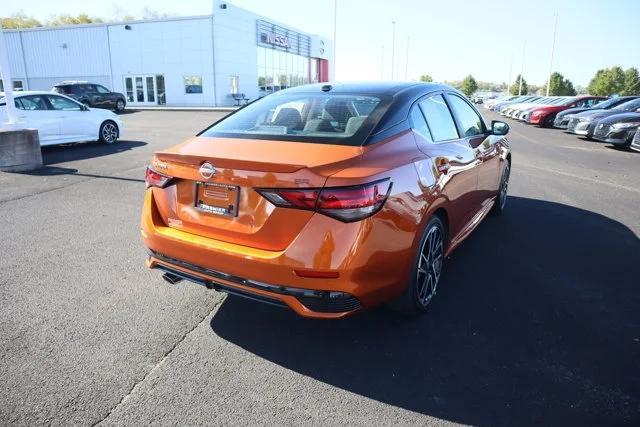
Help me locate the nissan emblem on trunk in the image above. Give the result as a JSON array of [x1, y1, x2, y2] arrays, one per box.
[[199, 162, 216, 179]]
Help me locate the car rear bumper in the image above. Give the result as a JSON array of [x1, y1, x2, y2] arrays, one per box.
[[140, 189, 413, 318], [147, 251, 362, 316]]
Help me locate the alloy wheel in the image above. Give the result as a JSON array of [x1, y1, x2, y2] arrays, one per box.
[[416, 223, 444, 307], [116, 100, 125, 111], [102, 123, 118, 144], [499, 163, 510, 209]]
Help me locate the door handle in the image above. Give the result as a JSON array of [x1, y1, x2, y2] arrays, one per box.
[[455, 155, 464, 160]]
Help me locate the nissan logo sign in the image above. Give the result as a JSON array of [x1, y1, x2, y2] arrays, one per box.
[[265, 32, 291, 48], [199, 162, 216, 179]]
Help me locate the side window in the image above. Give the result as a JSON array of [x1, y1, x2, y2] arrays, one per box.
[[95, 85, 110, 94], [447, 95, 485, 137], [418, 95, 459, 142], [409, 105, 433, 143], [47, 95, 81, 111], [18, 95, 49, 111]]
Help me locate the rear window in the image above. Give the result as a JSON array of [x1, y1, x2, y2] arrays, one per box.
[[200, 92, 391, 146], [53, 85, 79, 95], [613, 98, 640, 111]]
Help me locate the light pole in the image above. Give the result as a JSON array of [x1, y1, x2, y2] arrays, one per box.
[[507, 55, 513, 95], [391, 21, 396, 80], [546, 13, 558, 96], [519, 41, 526, 95], [0, 23, 18, 127], [405, 36, 410, 80], [332, 0, 337, 81], [381, 45, 385, 80]]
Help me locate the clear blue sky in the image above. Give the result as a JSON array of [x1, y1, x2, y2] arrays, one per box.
[[4, 0, 639, 86]]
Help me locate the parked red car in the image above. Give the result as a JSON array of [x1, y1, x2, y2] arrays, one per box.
[[526, 96, 607, 127]]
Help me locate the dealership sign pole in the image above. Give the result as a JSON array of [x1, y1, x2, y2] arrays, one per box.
[[0, 22, 19, 127]]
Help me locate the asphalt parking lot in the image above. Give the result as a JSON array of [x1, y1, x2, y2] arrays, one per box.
[[1, 109, 639, 425]]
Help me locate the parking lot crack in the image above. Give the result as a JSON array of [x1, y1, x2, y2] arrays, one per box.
[[93, 298, 223, 426]]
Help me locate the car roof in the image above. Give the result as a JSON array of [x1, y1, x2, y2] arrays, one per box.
[[282, 81, 451, 97], [4, 91, 57, 97]]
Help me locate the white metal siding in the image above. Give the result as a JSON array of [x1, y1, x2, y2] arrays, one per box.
[[109, 18, 215, 106], [4, 33, 27, 79], [213, 1, 261, 106], [19, 26, 110, 90]]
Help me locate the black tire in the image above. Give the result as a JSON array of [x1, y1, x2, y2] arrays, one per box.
[[491, 161, 510, 216], [390, 215, 446, 316], [540, 114, 555, 128], [115, 99, 125, 112], [99, 120, 119, 144]]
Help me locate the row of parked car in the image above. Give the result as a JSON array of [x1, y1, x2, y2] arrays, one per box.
[[484, 94, 640, 151]]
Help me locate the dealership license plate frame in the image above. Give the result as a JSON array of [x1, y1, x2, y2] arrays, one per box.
[[195, 182, 240, 218]]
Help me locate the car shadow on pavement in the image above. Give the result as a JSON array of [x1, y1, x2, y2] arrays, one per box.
[[37, 140, 147, 166], [210, 196, 640, 426]]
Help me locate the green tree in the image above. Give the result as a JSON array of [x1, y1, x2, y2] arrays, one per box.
[[509, 74, 528, 95], [460, 75, 478, 96], [622, 67, 640, 95], [1, 13, 42, 29], [47, 14, 103, 26], [419, 74, 433, 82], [587, 66, 626, 96], [543, 72, 576, 96]]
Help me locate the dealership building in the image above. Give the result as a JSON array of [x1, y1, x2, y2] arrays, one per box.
[[1, 0, 333, 106]]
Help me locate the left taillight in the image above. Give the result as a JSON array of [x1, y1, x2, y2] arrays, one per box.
[[256, 178, 392, 222], [145, 166, 173, 188]]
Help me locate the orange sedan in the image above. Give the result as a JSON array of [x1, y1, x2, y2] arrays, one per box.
[[141, 83, 511, 318]]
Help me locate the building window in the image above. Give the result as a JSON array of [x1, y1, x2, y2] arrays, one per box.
[[257, 47, 309, 96], [184, 76, 203, 94], [0, 80, 25, 92]]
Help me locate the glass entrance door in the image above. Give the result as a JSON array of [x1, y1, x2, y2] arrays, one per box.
[[124, 75, 157, 105]]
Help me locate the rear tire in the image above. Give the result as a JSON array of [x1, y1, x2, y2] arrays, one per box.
[[491, 161, 510, 216], [99, 121, 119, 144], [390, 216, 445, 316]]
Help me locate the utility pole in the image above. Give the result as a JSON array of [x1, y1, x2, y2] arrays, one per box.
[[332, 0, 337, 81], [546, 13, 558, 96], [519, 41, 526, 95], [405, 36, 410, 80], [391, 21, 396, 80]]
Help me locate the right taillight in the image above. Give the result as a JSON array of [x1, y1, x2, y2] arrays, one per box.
[[256, 179, 392, 222], [145, 166, 173, 188]]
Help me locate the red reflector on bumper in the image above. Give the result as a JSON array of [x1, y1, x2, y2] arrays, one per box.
[[294, 270, 340, 278]]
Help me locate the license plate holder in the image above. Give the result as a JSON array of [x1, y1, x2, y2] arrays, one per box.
[[195, 182, 240, 217]]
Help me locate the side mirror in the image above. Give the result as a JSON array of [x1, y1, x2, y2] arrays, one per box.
[[491, 120, 509, 136], [81, 104, 89, 111]]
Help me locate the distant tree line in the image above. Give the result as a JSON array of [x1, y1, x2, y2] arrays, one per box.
[[419, 67, 640, 98], [1, 9, 170, 29]]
